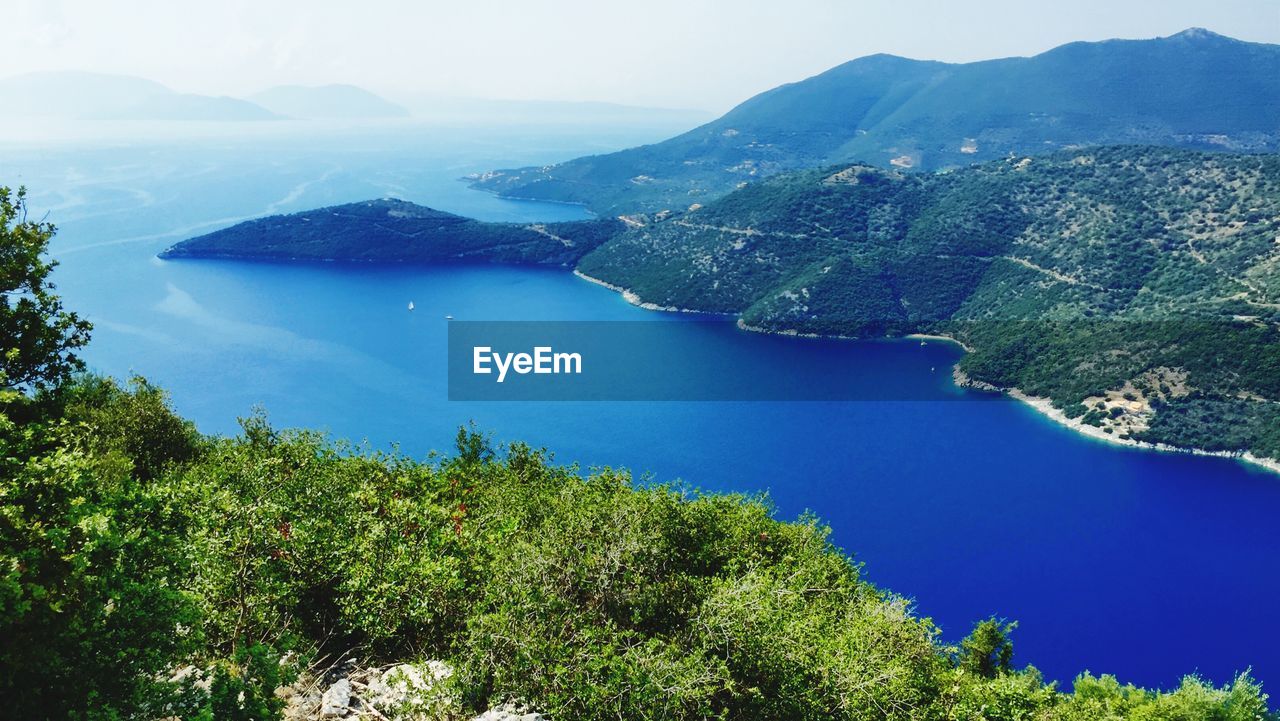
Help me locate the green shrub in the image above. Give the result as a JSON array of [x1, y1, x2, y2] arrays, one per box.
[[0, 383, 200, 719]]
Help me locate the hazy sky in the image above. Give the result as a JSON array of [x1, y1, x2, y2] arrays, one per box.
[[6, 0, 1279, 112]]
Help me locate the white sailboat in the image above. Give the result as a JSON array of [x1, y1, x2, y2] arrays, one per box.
[[407, 301, 415, 311]]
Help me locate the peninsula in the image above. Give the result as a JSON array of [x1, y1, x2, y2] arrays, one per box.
[[163, 146, 1280, 468]]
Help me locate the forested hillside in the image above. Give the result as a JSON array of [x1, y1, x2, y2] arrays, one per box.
[[577, 147, 1280, 459], [470, 29, 1280, 214], [161, 198, 623, 266]]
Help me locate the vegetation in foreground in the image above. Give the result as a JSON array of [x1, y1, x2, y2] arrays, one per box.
[[2, 188, 1275, 720]]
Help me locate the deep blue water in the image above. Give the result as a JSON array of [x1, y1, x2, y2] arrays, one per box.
[[4, 128, 1279, 692]]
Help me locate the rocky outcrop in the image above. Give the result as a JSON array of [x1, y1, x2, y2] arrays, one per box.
[[274, 657, 550, 721], [470, 701, 546, 721], [319, 678, 351, 717], [283, 660, 458, 720]]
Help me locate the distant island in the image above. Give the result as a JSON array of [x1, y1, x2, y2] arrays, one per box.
[[470, 29, 1280, 214], [0, 70, 710, 129], [164, 146, 1280, 470], [0, 71, 282, 122], [160, 199, 623, 266]]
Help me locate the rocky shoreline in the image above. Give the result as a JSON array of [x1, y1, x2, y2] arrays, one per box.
[[572, 269, 716, 314], [575, 272, 1280, 477], [951, 367, 1280, 476]]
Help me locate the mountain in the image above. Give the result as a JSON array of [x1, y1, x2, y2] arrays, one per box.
[[0, 71, 170, 117], [576, 146, 1280, 460], [159, 198, 623, 266], [248, 84, 411, 119], [0, 71, 278, 121], [579, 147, 1280, 323], [169, 147, 1280, 464], [470, 29, 1280, 214]]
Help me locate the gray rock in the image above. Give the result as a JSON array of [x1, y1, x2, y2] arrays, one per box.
[[471, 700, 546, 721], [364, 661, 458, 719], [168, 665, 213, 694], [320, 677, 351, 717]]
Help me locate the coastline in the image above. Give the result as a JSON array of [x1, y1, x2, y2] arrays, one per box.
[[573, 270, 1280, 477], [464, 182, 599, 216], [952, 369, 1280, 477], [903, 332, 975, 353], [572, 269, 721, 314], [737, 320, 857, 340], [736, 322, 980, 355]]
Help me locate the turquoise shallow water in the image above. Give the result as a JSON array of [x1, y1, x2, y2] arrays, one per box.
[[5, 128, 1279, 690]]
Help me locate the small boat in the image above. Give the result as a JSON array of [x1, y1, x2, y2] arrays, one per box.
[[407, 301, 415, 311], [445, 314, 453, 320], [919, 340, 927, 346]]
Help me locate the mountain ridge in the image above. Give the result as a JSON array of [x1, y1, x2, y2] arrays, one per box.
[[0, 70, 281, 122], [470, 29, 1280, 214]]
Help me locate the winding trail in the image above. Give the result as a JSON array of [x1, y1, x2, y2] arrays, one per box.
[[999, 255, 1105, 290]]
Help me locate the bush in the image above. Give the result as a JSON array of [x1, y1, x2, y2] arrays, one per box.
[[3, 392, 1275, 719], [0, 381, 200, 719]]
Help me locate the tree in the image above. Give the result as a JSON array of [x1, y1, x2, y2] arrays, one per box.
[[959, 617, 1017, 678], [1, 186, 92, 391], [0, 381, 202, 719]]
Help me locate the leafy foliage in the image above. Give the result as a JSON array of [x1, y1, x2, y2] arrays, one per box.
[[959, 618, 1017, 678], [1, 379, 1274, 719], [0, 381, 202, 719], [0, 186, 92, 391]]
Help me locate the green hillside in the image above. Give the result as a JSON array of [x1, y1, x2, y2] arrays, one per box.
[[470, 29, 1280, 214], [160, 198, 623, 266], [577, 147, 1280, 459]]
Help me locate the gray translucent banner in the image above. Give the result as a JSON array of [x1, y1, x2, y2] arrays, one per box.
[[447, 320, 976, 401]]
